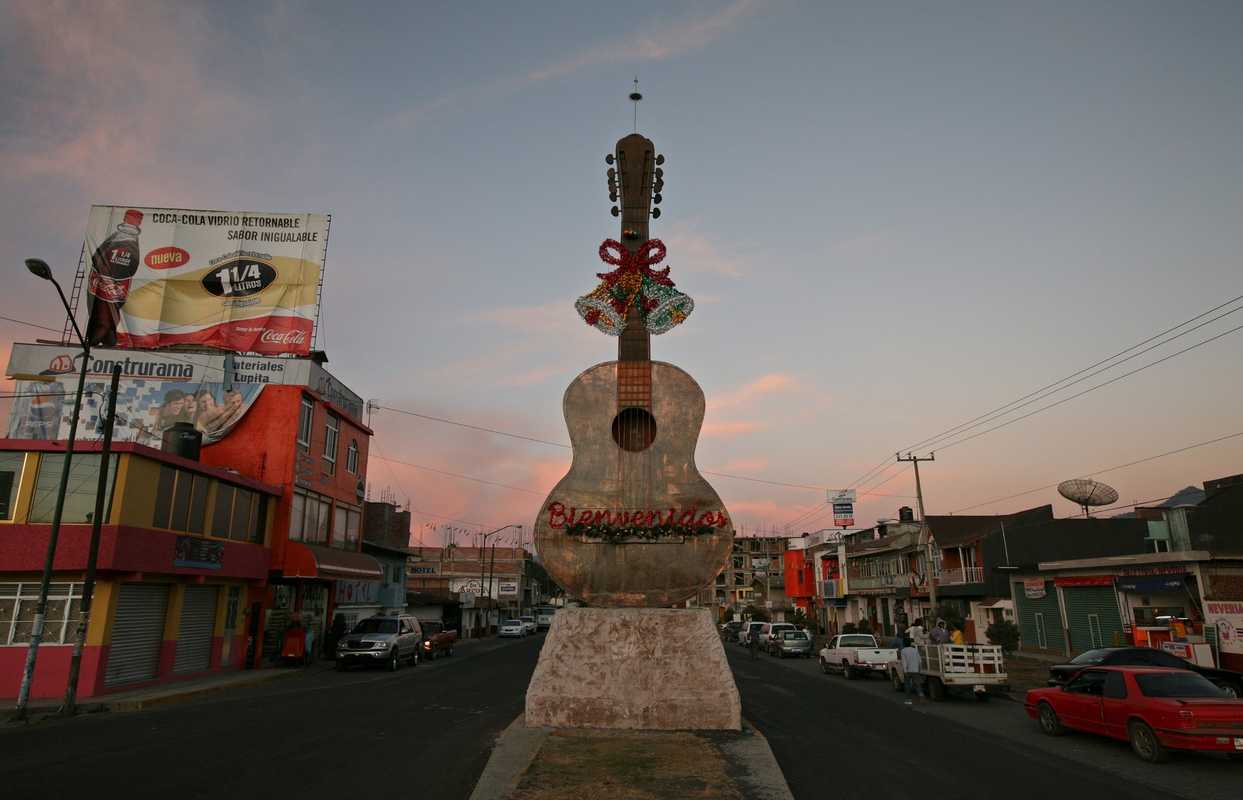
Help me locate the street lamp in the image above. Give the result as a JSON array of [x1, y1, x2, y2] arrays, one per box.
[[14, 259, 92, 719], [477, 524, 521, 635]]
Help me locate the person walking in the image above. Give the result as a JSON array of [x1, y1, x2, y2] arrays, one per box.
[[748, 627, 759, 659]]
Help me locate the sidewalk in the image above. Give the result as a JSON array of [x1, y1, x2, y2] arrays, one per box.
[[4, 661, 334, 728]]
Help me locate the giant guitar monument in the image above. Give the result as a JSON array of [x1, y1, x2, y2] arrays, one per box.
[[525, 121, 741, 730]]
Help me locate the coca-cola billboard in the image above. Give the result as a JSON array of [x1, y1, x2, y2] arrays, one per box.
[[82, 206, 329, 355]]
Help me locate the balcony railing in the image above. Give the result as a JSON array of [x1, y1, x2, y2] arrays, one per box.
[[821, 579, 841, 599], [847, 574, 902, 590], [939, 566, 985, 585]]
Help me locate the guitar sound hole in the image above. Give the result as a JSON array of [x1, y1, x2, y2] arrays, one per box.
[[611, 407, 657, 452]]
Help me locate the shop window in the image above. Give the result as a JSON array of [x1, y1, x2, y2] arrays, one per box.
[[289, 492, 305, 541], [29, 454, 119, 524], [345, 508, 360, 547], [323, 413, 340, 474], [333, 505, 348, 549], [346, 439, 359, 474], [1, 452, 27, 520], [297, 396, 314, 449], [212, 484, 266, 543], [0, 582, 83, 645], [153, 466, 209, 533]]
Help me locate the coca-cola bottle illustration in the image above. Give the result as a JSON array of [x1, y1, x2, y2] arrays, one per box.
[[86, 208, 143, 347]]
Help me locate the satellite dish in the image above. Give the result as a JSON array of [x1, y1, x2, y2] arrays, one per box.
[[1057, 479, 1120, 517]]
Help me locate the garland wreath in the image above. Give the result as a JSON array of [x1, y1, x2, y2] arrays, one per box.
[[568, 521, 718, 543], [575, 239, 694, 336]]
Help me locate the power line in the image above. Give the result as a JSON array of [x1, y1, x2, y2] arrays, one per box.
[[371, 403, 857, 494], [838, 292, 1243, 499], [368, 453, 545, 496], [908, 301, 1243, 454], [931, 322, 1243, 453], [0, 315, 62, 334], [949, 429, 1243, 514]]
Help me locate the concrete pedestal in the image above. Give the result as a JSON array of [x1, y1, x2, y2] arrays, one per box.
[[524, 607, 741, 730]]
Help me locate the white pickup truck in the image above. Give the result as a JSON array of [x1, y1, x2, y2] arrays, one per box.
[[819, 634, 899, 680]]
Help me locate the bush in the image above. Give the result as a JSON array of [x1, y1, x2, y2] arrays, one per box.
[[986, 620, 1020, 654], [789, 609, 811, 629]]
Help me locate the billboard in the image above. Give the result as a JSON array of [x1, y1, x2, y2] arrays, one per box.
[[1205, 600, 1243, 657], [829, 489, 856, 528], [83, 206, 328, 355], [5, 343, 364, 446]]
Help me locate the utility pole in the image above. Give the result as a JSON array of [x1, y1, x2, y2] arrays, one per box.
[[897, 452, 937, 616]]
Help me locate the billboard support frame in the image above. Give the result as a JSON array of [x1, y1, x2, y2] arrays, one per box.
[[62, 242, 88, 348], [312, 212, 332, 351]]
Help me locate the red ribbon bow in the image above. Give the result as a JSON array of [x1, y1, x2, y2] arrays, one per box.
[[595, 238, 675, 286]]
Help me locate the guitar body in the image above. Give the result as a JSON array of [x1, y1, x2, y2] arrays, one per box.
[[534, 360, 734, 607]]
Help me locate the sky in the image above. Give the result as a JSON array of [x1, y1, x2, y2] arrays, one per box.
[[2, 0, 1242, 543]]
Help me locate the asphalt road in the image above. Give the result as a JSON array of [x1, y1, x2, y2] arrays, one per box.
[[728, 644, 1241, 800], [0, 634, 544, 800]]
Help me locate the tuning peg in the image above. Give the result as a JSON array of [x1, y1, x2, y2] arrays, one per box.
[[655, 154, 665, 165], [611, 206, 620, 217], [651, 208, 661, 219], [606, 154, 614, 164], [654, 178, 664, 192], [607, 168, 616, 179], [653, 193, 662, 204], [654, 167, 663, 179], [609, 192, 617, 202]]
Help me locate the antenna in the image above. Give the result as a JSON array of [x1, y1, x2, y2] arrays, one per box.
[[629, 77, 642, 132]]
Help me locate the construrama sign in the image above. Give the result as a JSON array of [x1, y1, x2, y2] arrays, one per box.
[[83, 206, 328, 355]]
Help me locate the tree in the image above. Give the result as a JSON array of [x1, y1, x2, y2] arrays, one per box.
[[986, 620, 1020, 654], [743, 604, 770, 623], [789, 608, 811, 630]]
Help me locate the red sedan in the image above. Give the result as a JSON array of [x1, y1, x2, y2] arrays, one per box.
[[1025, 666, 1243, 762]]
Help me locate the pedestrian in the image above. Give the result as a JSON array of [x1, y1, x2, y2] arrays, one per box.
[[303, 620, 316, 666], [900, 640, 923, 702], [748, 626, 759, 660], [931, 619, 950, 645], [905, 618, 928, 646], [950, 624, 965, 646]]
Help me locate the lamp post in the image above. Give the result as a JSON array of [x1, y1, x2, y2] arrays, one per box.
[[61, 363, 121, 714], [14, 259, 92, 719], [477, 524, 521, 635]]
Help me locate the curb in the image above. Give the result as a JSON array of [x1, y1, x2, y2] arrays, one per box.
[[106, 668, 302, 712]]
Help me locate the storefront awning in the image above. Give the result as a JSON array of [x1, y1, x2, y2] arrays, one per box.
[[283, 542, 383, 580]]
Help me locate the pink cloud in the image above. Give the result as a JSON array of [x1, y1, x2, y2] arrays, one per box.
[[702, 420, 765, 438], [708, 373, 798, 411], [664, 222, 747, 278], [716, 457, 770, 472]]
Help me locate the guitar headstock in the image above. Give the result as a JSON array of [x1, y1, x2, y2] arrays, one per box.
[[606, 134, 664, 242]]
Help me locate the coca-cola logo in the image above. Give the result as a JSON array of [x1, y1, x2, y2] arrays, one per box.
[[88, 272, 131, 302], [144, 246, 190, 270], [260, 329, 307, 345], [201, 258, 276, 298]]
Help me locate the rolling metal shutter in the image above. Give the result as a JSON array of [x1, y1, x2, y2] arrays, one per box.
[[174, 586, 219, 674], [104, 584, 170, 687], [1014, 581, 1061, 651], [1063, 586, 1124, 653]]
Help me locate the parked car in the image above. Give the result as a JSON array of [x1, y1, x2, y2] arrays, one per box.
[[740, 621, 766, 646], [819, 633, 899, 679], [720, 621, 743, 643], [1047, 647, 1243, 698], [419, 619, 458, 660], [758, 622, 795, 648], [1026, 666, 1243, 762], [336, 614, 422, 671], [500, 618, 527, 638], [769, 629, 814, 658], [536, 608, 556, 631], [520, 616, 537, 635]]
